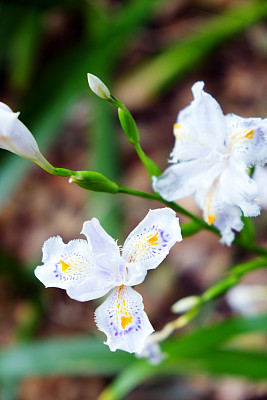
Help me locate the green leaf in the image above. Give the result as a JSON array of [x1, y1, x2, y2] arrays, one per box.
[[9, 8, 42, 90], [98, 314, 267, 400], [0, 336, 132, 382], [117, 0, 267, 107], [0, 0, 170, 208], [189, 349, 267, 380], [163, 314, 267, 357]]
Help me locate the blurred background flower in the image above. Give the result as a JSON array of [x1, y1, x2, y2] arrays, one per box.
[[1, 0, 267, 399]]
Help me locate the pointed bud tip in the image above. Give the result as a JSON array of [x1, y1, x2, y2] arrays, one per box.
[[171, 296, 200, 314], [87, 73, 111, 100]]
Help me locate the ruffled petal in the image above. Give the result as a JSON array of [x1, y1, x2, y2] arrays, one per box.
[[171, 81, 226, 161], [95, 286, 154, 353], [35, 236, 98, 291], [213, 203, 244, 246], [136, 337, 166, 365], [194, 164, 246, 245], [153, 157, 217, 202], [254, 166, 267, 209], [122, 208, 181, 283], [220, 159, 260, 217], [226, 114, 267, 167], [81, 218, 120, 275]]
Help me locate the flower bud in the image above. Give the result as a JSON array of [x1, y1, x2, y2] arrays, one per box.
[[87, 73, 111, 100], [0, 102, 55, 173], [171, 296, 200, 313], [70, 171, 119, 194], [118, 107, 139, 145]]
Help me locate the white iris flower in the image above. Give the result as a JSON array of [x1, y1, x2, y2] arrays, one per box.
[[153, 82, 267, 245], [35, 208, 182, 353]]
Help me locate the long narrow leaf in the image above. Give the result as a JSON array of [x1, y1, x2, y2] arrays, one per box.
[[0, 336, 132, 382], [116, 0, 267, 107], [98, 314, 267, 399]]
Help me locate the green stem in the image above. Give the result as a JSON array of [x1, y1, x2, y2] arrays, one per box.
[[133, 143, 161, 179], [53, 168, 76, 177], [202, 257, 267, 303], [156, 257, 267, 344], [118, 184, 267, 257], [118, 185, 218, 233], [234, 237, 267, 258]]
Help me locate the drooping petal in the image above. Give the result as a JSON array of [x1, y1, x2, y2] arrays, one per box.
[[226, 113, 267, 167], [153, 157, 217, 202], [254, 166, 267, 209], [220, 159, 260, 218], [95, 285, 154, 353], [195, 160, 225, 225], [195, 165, 245, 245], [171, 81, 226, 161], [35, 236, 98, 291], [0, 102, 54, 174], [213, 203, 244, 246], [122, 208, 182, 283], [81, 218, 120, 275], [136, 337, 166, 365]]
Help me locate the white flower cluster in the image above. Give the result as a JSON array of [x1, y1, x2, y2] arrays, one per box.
[[153, 82, 267, 245]]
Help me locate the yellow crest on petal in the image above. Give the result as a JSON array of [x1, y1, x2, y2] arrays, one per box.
[[115, 286, 134, 330]]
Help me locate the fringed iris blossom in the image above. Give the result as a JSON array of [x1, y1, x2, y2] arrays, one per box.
[[35, 208, 182, 353], [153, 82, 267, 245]]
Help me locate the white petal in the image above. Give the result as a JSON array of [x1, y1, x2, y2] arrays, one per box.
[[95, 286, 154, 353], [66, 273, 115, 302], [122, 208, 182, 281], [0, 102, 13, 112], [194, 166, 245, 245], [35, 237, 97, 290], [0, 104, 41, 161], [153, 157, 216, 202], [171, 81, 225, 161], [41, 236, 65, 263], [226, 114, 267, 167], [136, 337, 166, 365], [254, 166, 267, 209], [220, 160, 260, 217], [87, 73, 111, 100], [214, 203, 243, 246], [81, 218, 120, 275]]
